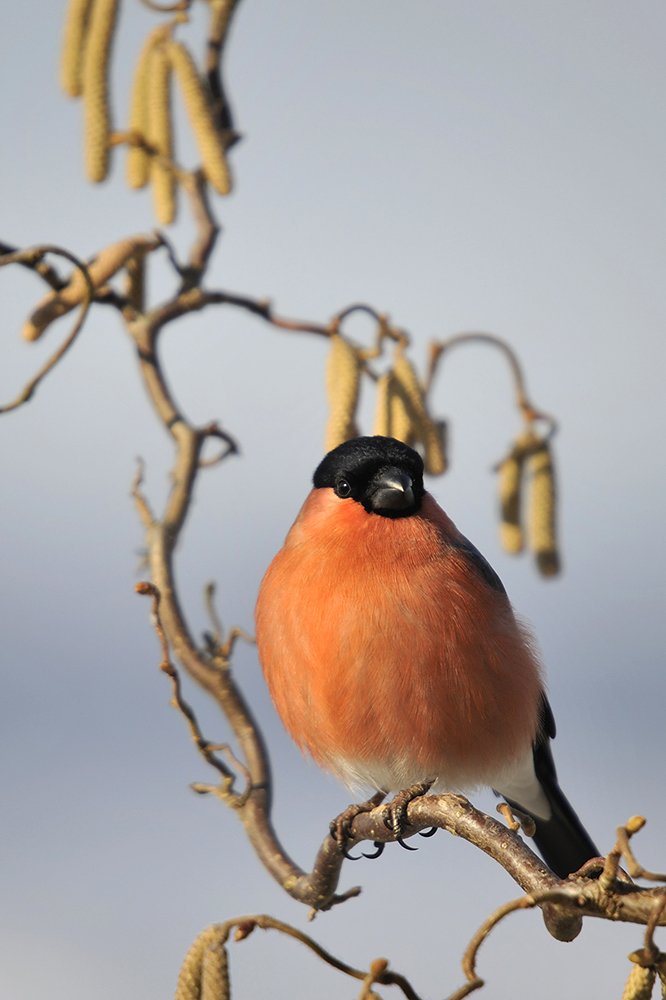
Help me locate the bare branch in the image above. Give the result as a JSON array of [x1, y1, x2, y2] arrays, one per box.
[[0, 241, 67, 291], [177, 915, 423, 1000], [426, 331, 556, 435], [616, 816, 666, 883], [136, 581, 239, 795], [0, 245, 94, 414]]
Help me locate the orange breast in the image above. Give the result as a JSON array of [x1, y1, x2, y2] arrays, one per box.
[[255, 489, 543, 793]]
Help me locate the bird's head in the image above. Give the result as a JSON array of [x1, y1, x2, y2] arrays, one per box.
[[313, 436, 425, 518]]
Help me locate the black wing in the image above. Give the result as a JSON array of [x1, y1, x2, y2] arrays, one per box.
[[500, 696, 599, 878]]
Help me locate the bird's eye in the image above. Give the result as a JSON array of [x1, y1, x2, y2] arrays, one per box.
[[336, 479, 352, 498]]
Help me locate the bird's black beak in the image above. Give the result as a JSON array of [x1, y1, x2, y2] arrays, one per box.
[[369, 468, 415, 512]]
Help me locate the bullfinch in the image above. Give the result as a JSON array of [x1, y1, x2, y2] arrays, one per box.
[[255, 436, 598, 878]]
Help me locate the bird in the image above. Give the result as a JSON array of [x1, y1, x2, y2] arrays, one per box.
[[255, 435, 598, 878]]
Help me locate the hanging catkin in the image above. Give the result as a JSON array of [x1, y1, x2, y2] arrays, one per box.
[[167, 41, 231, 195], [147, 44, 176, 224], [201, 940, 230, 1000], [60, 0, 94, 97], [392, 353, 447, 475], [497, 433, 534, 554], [22, 236, 157, 340], [388, 375, 417, 446], [127, 25, 171, 190], [81, 0, 119, 182], [373, 372, 392, 437], [325, 334, 361, 452], [621, 962, 656, 1000], [527, 438, 560, 577], [175, 925, 227, 1000], [372, 371, 414, 442]]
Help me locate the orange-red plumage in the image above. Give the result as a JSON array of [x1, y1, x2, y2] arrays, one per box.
[[256, 488, 542, 794]]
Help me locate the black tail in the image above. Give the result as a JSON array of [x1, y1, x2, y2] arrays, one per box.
[[501, 697, 599, 879], [505, 740, 599, 878]]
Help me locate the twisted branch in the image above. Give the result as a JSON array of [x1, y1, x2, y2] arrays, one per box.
[[0, 245, 94, 413], [426, 331, 556, 435]]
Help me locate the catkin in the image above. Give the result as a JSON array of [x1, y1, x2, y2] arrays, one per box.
[[175, 926, 227, 1000], [621, 962, 656, 1000], [127, 26, 171, 190], [392, 353, 447, 475], [325, 334, 361, 452], [373, 372, 392, 437], [147, 45, 176, 224], [497, 436, 531, 554], [388, 377, 417, 445], [527, 438, 560, 577], [373, 371, 415, 443], [81, 0, 119, 183], [201, 941, 230, 1000], [22, 236, 156, 340], [167, 41, 231, 195], [60, 0, 94, 97]]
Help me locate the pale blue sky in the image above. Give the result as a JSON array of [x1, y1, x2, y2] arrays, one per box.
[[1, 2, 665, 998]]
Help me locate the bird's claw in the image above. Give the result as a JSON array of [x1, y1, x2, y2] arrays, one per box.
[[329, 791, 387, 854], [397, 837, 418, 851], [382, 780, 434, 839]]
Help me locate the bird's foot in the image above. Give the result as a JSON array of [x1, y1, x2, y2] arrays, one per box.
[[330, 791, 387, 853], [496, 801, 536, 837], [383, 780, 434, 837]]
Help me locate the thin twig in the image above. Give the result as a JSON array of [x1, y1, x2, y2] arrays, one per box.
[[198, 423, 239, 467], [135, 581, 242, 799], [0, 246, 94, 414], [131, 459, 156, 529], [445, 889, 580, 1000], [227, 915, 423, 1000], [204, 582, 224, 645], [616, 817, 666, 883], [426, 331, 556, 434], [0, 241, 66, 291]]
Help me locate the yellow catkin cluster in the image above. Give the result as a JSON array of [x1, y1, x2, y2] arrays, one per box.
[[497, 431, 560, 576], [621, 962, 656, 1000], [527, 438, 560, 577], [60, 0, 94, 97], [175, 925, 229, 1000], [60, 0, 119, 181], [167, 41, 231, 196], [22, 236, 157, 341], [325, 334, 362, 452], [147, 45, 176, 224], [126, 25, 171, 191], [81, 0, 119, 182], [372, 352, 447, 475]]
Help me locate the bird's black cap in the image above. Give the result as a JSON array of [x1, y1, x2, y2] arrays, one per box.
[[313, 436, 425, 518]]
